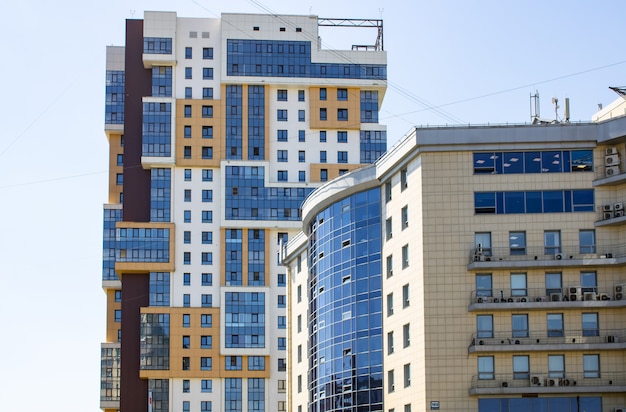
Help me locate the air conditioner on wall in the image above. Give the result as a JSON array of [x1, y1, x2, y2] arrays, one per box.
[[606, 147, 618, 155], [546, 378, 561, 387], [530, 375, 544, 386], [606, 154, 620, 165], [615, 202, 624, 211], [569, 286, 582, 301], [550, 293, 562, 302], [583, 292, 596, 301], [616, 210, 625, 218], [615, 284, 626, 300], [614, 408, 625, 412], [604, 211, 615, 220], [606, 166, 621, 176], [555, 253, 565, 260], [604, 204, 614, 211]]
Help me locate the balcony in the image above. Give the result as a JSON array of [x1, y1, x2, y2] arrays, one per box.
[[468, 245, 623, 270], [592, 165, 626, 186], [470, 372, 626, 395], [100, 343, 121, 409], [114, 222, 175, 274], [595, 209, 626, 227], [468, 329, 626, 353], [468, 287, 626, 311]]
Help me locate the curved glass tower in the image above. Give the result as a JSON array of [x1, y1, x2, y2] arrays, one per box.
[[307, 187, 383, 412]]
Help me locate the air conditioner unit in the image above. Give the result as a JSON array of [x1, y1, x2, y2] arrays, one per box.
[[616, 210, 625, 218], [606, 147, 618, 155], [561, 378, 572, 386], [599, 293, 610, 301], [606, 166, 621, 176], [530, 375, 544, 386], [546, 378, 561, 387], [555, 253, 565, 260], [615, 284, 626, 300], [606, 154, 620, 165], [583, 292, 596, 301], [604, 211, 615, 220], [615, 202, 624, 211], [550, 293, 563, 302], [603, 204, 614, 211], [614, 408, 625, 412], [569, 286, 582, 301], [476, 243, 483, 254]]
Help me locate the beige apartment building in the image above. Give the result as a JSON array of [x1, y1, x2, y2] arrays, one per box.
[[283, 102, 626, 412]]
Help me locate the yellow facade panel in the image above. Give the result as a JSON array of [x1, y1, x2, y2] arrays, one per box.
[[175, 99, 224, 167], [309, 87, 361, 130], [309, 163, 363, 183]]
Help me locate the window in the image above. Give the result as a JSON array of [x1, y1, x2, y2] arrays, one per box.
[[385, 182, 392, 202], [278, 337, 286, 350], [203, 47, 213, 59], [337, 108, 348, 121], [298, 90, 305, 101], [278, 316, 287, 329], [183, 272, 190, 285], [183, 314, 190, 327], [116, 174, 123, 185], [184, 252, 191, 265], [278, 358, 286, 371], [404, 406, 411, 412], [582, 313, 599, 337], [277, 150, 288, 162], [202, 67, 213, 79], [184, 210, 191, 223], [201, 379, 212, 392], [225, 356, 242, 370], [184, 105, 192, 117], [201, 273, 212, 286], [387, 293, 394, 316], [183, 294, 190, 307], [388, 370, 395, 392], [319, 88, 327, 100], [114, 310, 121, 322], [202, 147, 213, 159], [545, 272, 562, 295], [404, 363, 411, 387], [402, 244, 409, 268], [277, 295, 286, 307], [278, 380, 286, 393], [385, 218, 392, 240], [277, 170, 288, 181], [277, 89, 288, 101], [548, 354, 565, 378], [337, 151, 348, 163], [320, 169, 328, 182], [403, 323, 410, 347], [183, 379, 190, 393], [298, 110, 305, 122], [277, 110, 288, 121], [116, 154, 123, 166], [297, 375, 302, 393], [185, 47, 192, 59], [401, 206, 408, 229], [477, 315, 493, 339], [386, 255, 393, 278], [400, 168, 408, 190], [114, 290, 121, 302], [201, 357, 212, 370], [319, 131, 327, 142], [402, 284, 410, 308], [202, 105, 213, 118], [201, 252, 212, 265], [387, 331, 394, 354], [202, 87, 214, 99], [202, 169, 213, 181], [298, 171, 305, 182], [510, 273, 527, 296], [201, 401, 212, 412], [476, 273, 492, 297], [337, 131, 348, 143], [298, 130, 305, 142], [202, 189, 213, 203], [547, 313, 564, 337], [248, 356, 265, 370], [583, 354, 600, 378], [581, 271, 597, 293], [513, 355, 530, 379], [185, 87, 192, 99], [201, 314, 212, 327], [183, 231, 191, 244], [184, 169, 191, 181], [201, 210, 212, 223], [509, 231, 526, 255], [278, 401, 286, 412], [337, 88, 348, 100], [184, 189, 191, 202], [544, 230, 561, 255], [201, 231, 212, 244], [201, 335, 212, 348], [320, 151, 327, 163], [475, 232, 492, 256], [182, 357, 190, 370], [297, 285, 302, 302], [182, 335, 190, 349], [319, 108, 327, 121], [201, 294, 212, 307], [183, 401, 190, 412], [580, 229, 596, 253], [184, 125, 192, 138], [512, 314, 528, 338], [184, 146, 191, 159], [478, 356, 494, 380]]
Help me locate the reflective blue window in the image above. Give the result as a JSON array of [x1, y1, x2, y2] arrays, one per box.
[[298, 130, 305, 142], [150, 169, 170, 222], [202, 87, 214, 99], [116, 228, 170, 263], [202, 67, 214, 80], [144, 37, 172, 54], [140, 313, 170, 370], [277, 110, 287, 121], [185, 47, 192, 59], [202, 190, 213, 203], [226, 85, 242, 160], [184, 67, 192, 79], [202, 169, 213, 182], [360, 90, 379, 123], [105, 70, 125, 124], [298, 110, 305, 122], [203, 47, 213, 59], [185, 87, 192, 99], [201, 336, 212, 348], [475, 150, 593, 174], [142, 103, 171, 157], [225, 292, 265, 348], [338, 151, 348, 163], [248, 85, 265, 160], [225, 378, 242, 412], [360, 130, 386, 164], [320, 131, 327, 142], [201, 273, 213, 286], [475, 190, 594, 214], [277, 130, 288, 142]]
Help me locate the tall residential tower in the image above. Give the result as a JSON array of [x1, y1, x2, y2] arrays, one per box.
[[100, 11, 387, 412]]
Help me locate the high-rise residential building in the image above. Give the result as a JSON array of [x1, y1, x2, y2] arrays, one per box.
[[100, 11, 387, 412], [283, 112, 626, 412]]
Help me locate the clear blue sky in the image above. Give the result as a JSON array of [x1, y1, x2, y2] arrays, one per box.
[[1, 1, 624, 410]]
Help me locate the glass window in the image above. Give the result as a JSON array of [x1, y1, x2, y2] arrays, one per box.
[[475, 232, 492, 256], [203, 47, 214, 59], [277, 110, 287, 121], [476, 274, 492, 297], [579, 230, 596, 254], [298, 110, 305, 122], [298, 130, 305, 142], [388, 370, 395, 392], [183, 314, 190, 327], [512, 314, 528, 338], [202, 87, 214, 99], [182, 335, 190, 348], [319, 108, 327, 121], [184, 169, 191, 181], [582, 313, 599, 337], [583, 354, 600, 378], [547, 313, 564, 337], [403, 323, 410, 347], [477, 315, 493, 338], [201, 379, 212, 392], [337, 88, 348, 100], [548, 354, 565, 378], [544, 231, 561, 255], [320, 169, 328, 182], [386, 255, 393, 278], [298, 171, 305, 182], [277, 170, 288, 181], [298, 90, 305, 101], [401, 206, 409, 229], [183, 379, 190, 393], [201, 273, 212, 286], [402, 284, 410, 308], [402, 244, 409, 268], [277, 150, 288, 162], [183, 231, 191, 243], [201, 335, 212, 348], [184, 105, 192, 117], [404, 363, 411, 387], [509, 231, 526, 255], [277, 89, 287, 101], [319, 151, 327, 163], [319, 131, 327, 142], [581, 271, 597, 293], [337, 108, 348, 121], [571, 150, 593, 171], [201, 314, 212, 327], [545, 272, 562, 296], [510, 273, 527, 296], [185, 67, 192, 79], [201, 357, 212, 370], [513, 355, 529, 379], [337, 131, 348, 142], [202, 105, 213, 118], [401, 169, 408, 190], [183, 272, 190, 285], [387, 332, 394, 354], [185, 87, 192, 99], [319, 88, 327, 100], [337, 151, 348, 163], [386, 293, 393, 316], [478, 356, 494, 380]]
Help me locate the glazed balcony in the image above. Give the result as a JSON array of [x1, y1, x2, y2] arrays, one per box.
[[468, 287, 626, 311], [468, 329, 626, 353], [470, 371, 626, 395], [467, 245, 624, 270], [114, 222, 175, 274], [100, 342, 121, 409]]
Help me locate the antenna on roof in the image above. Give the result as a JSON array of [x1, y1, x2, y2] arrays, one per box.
[[552, 97, 560, 122], [530, 90, 540, 122]]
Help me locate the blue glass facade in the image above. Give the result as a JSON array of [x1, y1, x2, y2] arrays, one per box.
[[105, 70, 125, 124], [225, 166, 314, 221], [225, 292, 265, 348], [226, 85, 243, 160], [152, 66, 172, 97], [151, 168, 171, 222], [247, 230, 265, 286], [140, 313, 170, 370], [248, 378, 265, 412], [102, 208, 122, 281], [227, 40, 386, 80], [143, 37, 172, 54], [142, 102, 171, 157], [248, 85, 265, 160], [225, 378, 242, 412], [478, 396, 601, 412], [473, 150, 593, 174], [308, 188, 383, 412], [359, 91, 378, 123], [225, 229, 243, 286], [360, 130, 386, 164], [116, 227, 170, 262], [149, 272, 170, 306], [475, 189, 595, 214]]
